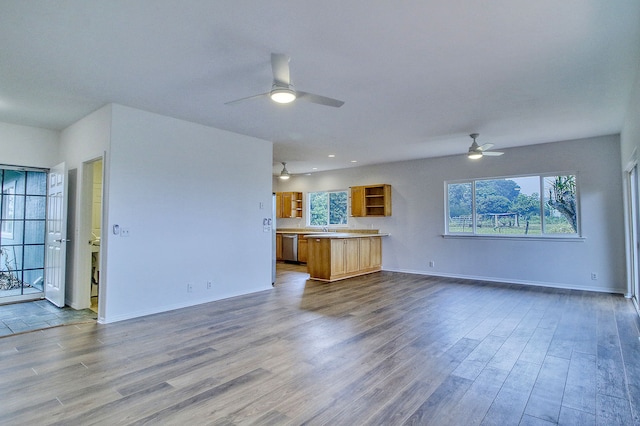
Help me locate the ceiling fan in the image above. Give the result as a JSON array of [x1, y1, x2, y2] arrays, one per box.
[[467, 133, 504, 159], [225, 53, 344, 108]]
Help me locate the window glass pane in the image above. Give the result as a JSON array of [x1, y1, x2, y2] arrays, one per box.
[[3, 170, 26, 194], [308, 191, 348, 227], [24, 269, 44, 290], [26, 171, 47, 195], [2, 220, 24, 244], [25, 221, 45, 244], [329, 191, 347, 225], [5, 195, 24, 221], [0, 270, 22, 290], [509, 176, 541, 235], [25, 196, 46, 219], [23, 245, 45, 269], [1, 245, 23, 271], [475, 177, 543, 235], [447, 182, 472, 233], [543, 175, 577, 234], [309, 192, 328, 226]]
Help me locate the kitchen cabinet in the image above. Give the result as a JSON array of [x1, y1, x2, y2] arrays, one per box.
[[276, 233, 283, 261], [330, 238, 360, 276], [350, 184, 392, 217], [276, 191, 303, 218], [297, 237, 308, 263], [358, 236, 381, 270], [306, 234, 385, 282]]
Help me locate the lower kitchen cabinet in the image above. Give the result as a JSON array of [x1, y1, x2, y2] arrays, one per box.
[[276, 234, 283, 261], [298, 237, 308, 263], [306, 235, 384, 282]]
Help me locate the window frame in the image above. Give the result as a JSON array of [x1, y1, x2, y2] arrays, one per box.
[[306, 189, 349, 228], [444, 172, 582, 240]]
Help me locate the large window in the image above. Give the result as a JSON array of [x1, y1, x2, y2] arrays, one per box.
[[446, 174, 578, 237], [0, 168, 48, 298], [308, 190, 348, 227]]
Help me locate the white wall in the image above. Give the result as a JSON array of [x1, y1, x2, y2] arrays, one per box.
[[621, 65, 640, 165], [277, 135, 626, 294], [59, 105, 112, 310], [0, 122, 59, 167], [103, 105, 273, 322]]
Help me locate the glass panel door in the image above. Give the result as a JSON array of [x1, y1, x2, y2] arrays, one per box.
[[0, 168, 47, 302]]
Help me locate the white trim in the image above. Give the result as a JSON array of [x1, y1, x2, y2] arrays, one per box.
[[98, 285, 270, 324], [442, 234, 585, 242], [382, 267, 626, 295]]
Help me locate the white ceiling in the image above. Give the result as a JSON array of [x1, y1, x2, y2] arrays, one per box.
[[1, 1, 639, 176]]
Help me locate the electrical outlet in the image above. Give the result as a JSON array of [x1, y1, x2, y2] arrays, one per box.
[[429, 261, 435, 268], [187, 283, 193, 292], [591, 272, 598, 280], [207, 281, 212, 289]]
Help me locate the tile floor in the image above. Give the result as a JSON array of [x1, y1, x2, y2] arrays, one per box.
[[0, 299, 96, 337]]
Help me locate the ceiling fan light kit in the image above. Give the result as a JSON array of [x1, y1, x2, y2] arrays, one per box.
[[226, 53, 344, 108], [270, 86, 296, 103], [279, 162, 290, 179], [467, 133, 503, 159]]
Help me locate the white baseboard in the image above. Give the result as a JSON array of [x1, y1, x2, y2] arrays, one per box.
[[382, 267, 626, 295]]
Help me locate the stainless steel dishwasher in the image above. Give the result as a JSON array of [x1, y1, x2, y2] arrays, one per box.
[[282, 234, 298, 262]]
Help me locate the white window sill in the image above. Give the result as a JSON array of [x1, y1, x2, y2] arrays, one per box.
[[442, 234, 585, 242]]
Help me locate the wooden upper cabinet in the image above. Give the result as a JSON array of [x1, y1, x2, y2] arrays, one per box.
[[350, 184, 392, 217], [350, 186, 365, 217], [276, 192, 303, 218]]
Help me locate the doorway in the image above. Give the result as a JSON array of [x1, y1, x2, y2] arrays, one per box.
[[626, 161, 640, 314], [83, 158, 103, 314], [0, 167, 48, 304]]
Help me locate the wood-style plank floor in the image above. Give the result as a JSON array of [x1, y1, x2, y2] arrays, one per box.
[[1, 264, 639, 425]]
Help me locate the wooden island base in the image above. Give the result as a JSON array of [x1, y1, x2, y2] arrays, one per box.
[[305, 234, 385, 282]]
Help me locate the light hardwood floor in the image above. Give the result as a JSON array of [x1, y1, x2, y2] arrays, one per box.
[[1, 263, 639, 425]]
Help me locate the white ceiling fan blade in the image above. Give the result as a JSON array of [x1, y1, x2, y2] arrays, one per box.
[[224, 92, 269, 105], [271, 53, 291, 86], [297, 91, 345, 108], [482, 151, 504, 156], [478, 143, 494, 151]]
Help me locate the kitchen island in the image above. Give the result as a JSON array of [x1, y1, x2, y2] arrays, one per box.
[[305, 233, 388, 282]]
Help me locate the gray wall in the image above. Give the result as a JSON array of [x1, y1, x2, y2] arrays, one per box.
[[277, 134, 626, 294]]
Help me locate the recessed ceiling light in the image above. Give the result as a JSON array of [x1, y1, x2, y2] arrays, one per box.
[[328, 154, 335, 158], [312, 167, 318, 170], [350, 160, 358, 163]]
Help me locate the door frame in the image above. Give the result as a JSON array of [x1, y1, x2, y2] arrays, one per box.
[[624, 155, 640, 315], [78, 155, 106, 319]]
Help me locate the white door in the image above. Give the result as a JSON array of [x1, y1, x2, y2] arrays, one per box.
[[45, 162, 68, 307]]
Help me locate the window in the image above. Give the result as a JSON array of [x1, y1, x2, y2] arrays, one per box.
[[446, 174, 578, 237], [0, 168, 48, 298], [308, 190, 348, 227]]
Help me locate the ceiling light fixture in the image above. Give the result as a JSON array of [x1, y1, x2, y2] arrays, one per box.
[[467, 133, 503, 159], [468, 150, 483, 160], [279, 162, 290, 180], [270, 86, 296, 104]]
